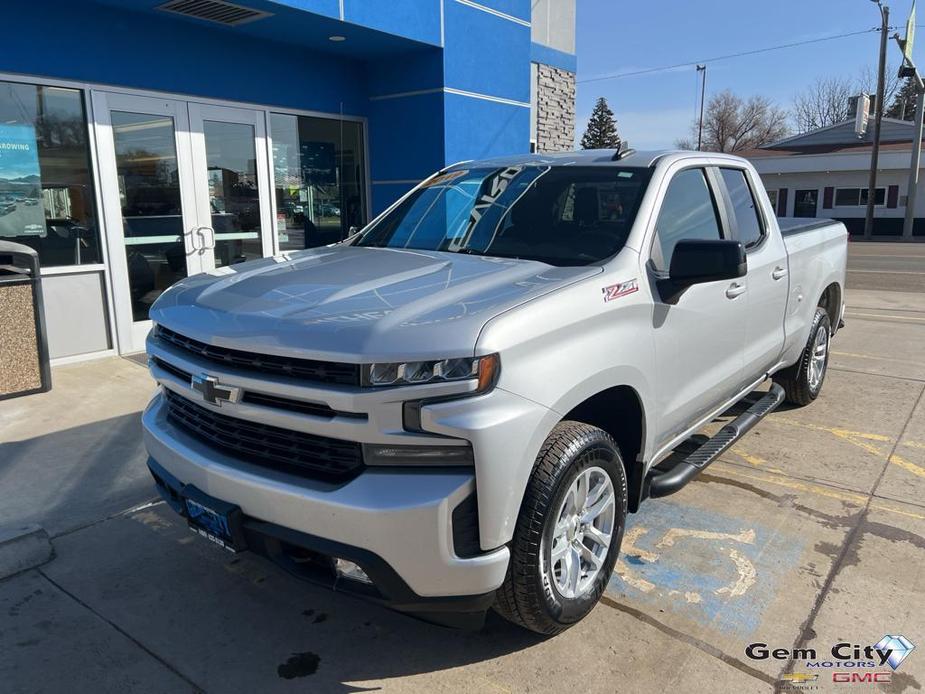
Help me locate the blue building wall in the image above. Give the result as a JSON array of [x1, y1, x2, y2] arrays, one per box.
[[2, 0, 569, 215], [1, 0, 370, 116]]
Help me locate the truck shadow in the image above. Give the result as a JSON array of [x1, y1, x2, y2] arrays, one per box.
[[271, 601, 548, 691], [0, 412, 157, 536]]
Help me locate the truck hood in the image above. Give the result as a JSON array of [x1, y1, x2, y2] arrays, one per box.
[[150, 245, 600, 362]]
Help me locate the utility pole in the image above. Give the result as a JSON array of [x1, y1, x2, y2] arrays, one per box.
[[894, 0, 922, 240], [903, 87, 924, 238], [865, 2, 890, 239], [696, 64, 707, 151]]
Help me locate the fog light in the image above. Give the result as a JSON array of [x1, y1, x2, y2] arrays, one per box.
[[334, 558, 372, 584]]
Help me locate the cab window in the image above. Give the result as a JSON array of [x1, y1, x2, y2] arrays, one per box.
[[720, 168, 764, 248], [652, 168, 722, 271]]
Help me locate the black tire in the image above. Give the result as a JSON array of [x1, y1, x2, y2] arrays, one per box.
[[493, 421, 628, 635], [773, 307, 831, 406]]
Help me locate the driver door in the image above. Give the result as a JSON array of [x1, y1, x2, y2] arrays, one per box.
[[648, 166, 747, 451]]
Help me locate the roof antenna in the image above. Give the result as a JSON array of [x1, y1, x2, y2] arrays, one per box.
[[612, 142, 635, 160]]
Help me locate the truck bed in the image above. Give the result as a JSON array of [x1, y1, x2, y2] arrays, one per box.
[[777, 217, 841, 237]]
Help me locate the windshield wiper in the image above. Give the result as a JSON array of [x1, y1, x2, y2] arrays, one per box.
[[455, 247, 486, 256]]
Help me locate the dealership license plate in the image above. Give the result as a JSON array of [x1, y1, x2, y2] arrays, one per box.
[[182, 486, 245, 553]]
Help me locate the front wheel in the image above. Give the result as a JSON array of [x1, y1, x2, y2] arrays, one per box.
[[773, 307, 831, 406], [494, 421, 627, 635]]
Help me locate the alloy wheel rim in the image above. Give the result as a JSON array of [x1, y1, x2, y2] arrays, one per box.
[[544, 465, 616, 599], [808, 325, 829, 391]]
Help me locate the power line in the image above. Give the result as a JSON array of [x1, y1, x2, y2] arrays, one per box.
[[578, 27, 886, 84]]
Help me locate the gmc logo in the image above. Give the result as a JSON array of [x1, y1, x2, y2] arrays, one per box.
[[832, 672, 892, 683]]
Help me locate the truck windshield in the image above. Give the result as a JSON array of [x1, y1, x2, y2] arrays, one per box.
[[354, 165, 651, 266]]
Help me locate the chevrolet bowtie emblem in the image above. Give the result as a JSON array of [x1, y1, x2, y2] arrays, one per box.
[[191, 374, 241, 406], [780, 673, 817, 684]]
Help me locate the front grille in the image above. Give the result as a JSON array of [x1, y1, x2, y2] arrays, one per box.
[[154, 326, 361, 387], [151, 357, 364, 421], [163, 389, 364, 482]]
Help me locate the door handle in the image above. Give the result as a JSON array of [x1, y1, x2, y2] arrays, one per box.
[[725, 282, 747, 299], [772, 266, 789, 280], [188, 226, 203, 252], [193, 226, 215, 251]]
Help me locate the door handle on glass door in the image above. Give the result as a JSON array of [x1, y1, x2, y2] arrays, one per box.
[[194, 226, 215, 251], [772, 266, 789, 280], [188, 227, 203, 253], [725, 282, 747, 299]]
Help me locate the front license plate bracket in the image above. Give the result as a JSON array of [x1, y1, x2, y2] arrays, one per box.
[[181, 484, 247, 553]]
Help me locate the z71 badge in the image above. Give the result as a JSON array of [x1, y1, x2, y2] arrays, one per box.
[[602, 279, 639, 302]]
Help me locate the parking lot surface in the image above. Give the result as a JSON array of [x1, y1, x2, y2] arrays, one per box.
[[1, 242, 923, 693]]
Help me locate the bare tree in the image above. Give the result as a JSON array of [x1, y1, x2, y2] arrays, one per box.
[[790, 65, 901, 134], [792, 76, 854, 132], [677, 90, 790, 152], [857, 63, 901, 112]]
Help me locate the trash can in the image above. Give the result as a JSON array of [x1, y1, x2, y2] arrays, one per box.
[[0, 241, 51, 399]]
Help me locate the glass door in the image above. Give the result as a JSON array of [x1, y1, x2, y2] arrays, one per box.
[[94, 92, 202, 354], [95, 95, 273, 353], [187, 103, 273, 272]]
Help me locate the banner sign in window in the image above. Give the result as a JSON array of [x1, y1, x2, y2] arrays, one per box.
[[0, 124, 45, 238]]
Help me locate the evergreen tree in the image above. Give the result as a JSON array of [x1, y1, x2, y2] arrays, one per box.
[[580, 97, 622, 149], [887, 77, 917, 121]]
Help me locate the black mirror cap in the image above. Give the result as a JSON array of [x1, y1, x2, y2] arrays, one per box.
[[658, 239, 747, 302], [669, 239, 746, 284]]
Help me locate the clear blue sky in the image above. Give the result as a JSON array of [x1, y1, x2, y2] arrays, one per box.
[[576, 0, 922, 149]]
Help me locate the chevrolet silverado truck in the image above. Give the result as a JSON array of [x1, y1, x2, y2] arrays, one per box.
[[143, 149, 847, 634]]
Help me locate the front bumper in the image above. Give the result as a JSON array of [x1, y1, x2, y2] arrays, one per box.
[[143, 393, 510, 607]]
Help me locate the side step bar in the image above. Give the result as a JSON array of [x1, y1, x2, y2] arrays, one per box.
[[647, 383, 785, 499]]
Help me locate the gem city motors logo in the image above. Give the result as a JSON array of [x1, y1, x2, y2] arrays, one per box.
[[745, 635, 915, 687]]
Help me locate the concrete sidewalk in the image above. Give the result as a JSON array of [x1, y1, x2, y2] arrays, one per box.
[[0, 357, 157, 538], [1, 291, 923, 693]]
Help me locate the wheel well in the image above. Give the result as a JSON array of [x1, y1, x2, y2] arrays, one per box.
[[563, 385, 646, 512], [818, 282, 841, 327]]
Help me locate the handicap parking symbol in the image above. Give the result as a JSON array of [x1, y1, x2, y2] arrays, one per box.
[[607, 500, 804, 636]]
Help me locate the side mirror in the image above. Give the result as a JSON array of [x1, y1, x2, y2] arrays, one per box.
[[657, 239, 746, 303]]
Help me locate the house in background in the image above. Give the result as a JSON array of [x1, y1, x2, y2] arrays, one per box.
[[741, 118, 925, 237]]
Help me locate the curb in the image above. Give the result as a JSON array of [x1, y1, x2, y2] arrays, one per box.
[[0, 525, 54, 579]]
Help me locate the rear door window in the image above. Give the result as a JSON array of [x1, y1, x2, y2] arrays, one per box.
[[720, 168, 764, 248]]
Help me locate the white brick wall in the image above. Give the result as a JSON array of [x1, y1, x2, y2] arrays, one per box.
[[535, 64, 575, 153]]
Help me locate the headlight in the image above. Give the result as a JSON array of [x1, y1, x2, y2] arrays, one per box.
[[362, 354, 499, 391]]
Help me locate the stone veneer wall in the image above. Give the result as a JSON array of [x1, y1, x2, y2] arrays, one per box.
[[535, 63, 576, 152]]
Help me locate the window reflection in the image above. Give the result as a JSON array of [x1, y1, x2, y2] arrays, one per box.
[[271, 113, 366, 251], [0, 81, 100, 267], [203, 120, 262, 267], [111, 111, 186, 322]]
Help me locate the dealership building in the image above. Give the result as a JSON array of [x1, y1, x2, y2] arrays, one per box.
[[0, 0, 576, 360]]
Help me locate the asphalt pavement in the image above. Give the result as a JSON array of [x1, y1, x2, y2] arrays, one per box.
[[847, 240, 925, 293]]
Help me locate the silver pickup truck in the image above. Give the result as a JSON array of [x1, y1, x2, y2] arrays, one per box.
[[142, 149, 847, 633]]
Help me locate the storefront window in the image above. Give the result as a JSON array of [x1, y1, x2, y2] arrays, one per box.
[[0, 81, 100, 267], [270, 113, 366, 251]]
